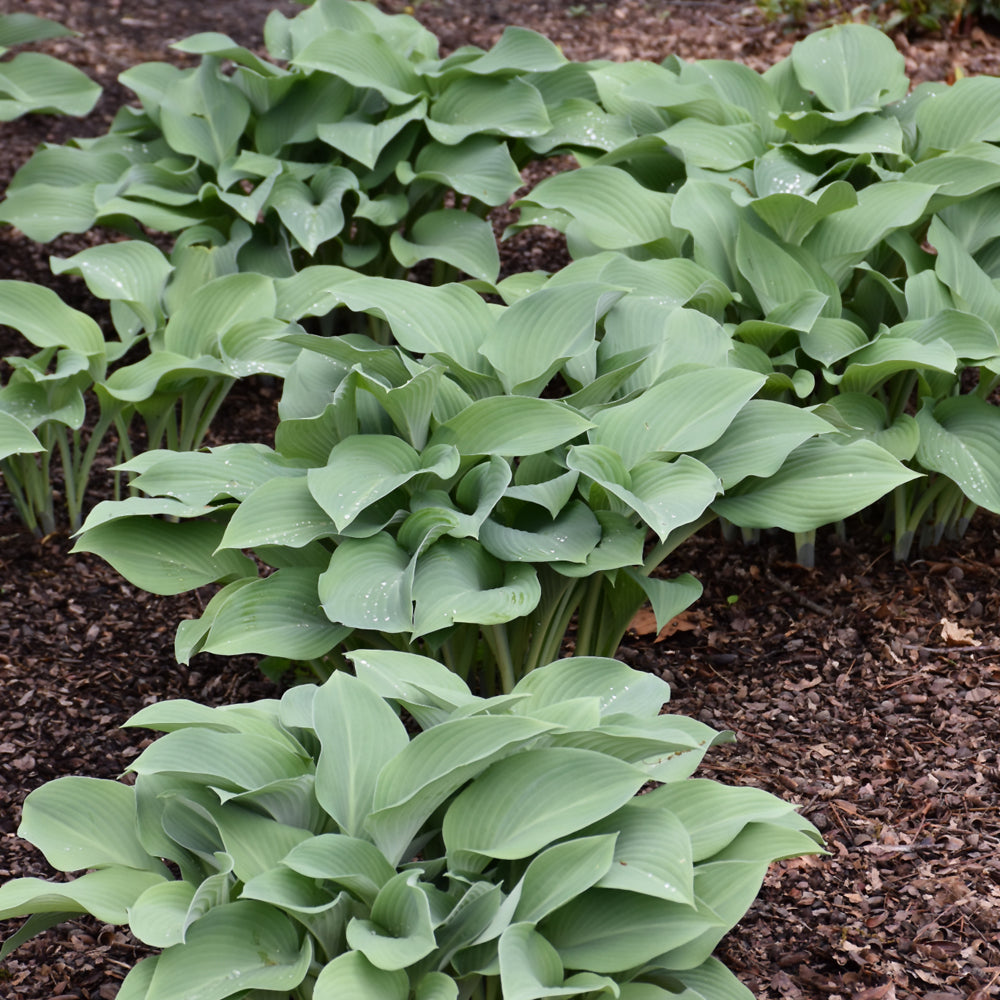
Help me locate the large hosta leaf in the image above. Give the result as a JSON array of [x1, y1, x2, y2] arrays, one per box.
[[389, 210, 500, 287], [18, 777, 166, 874], [0, 52, 100, 121], [712, 437, 919, 531], [72, 518, 256, 595], [142, 901, 312, 1000], [790, 24, 907, 113], [916, 395, 1000, 512], [313, 672, 409, 839], [443, 747, 645, 862]]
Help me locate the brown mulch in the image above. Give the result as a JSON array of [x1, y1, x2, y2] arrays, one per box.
[[2, 2, 1000, 999]]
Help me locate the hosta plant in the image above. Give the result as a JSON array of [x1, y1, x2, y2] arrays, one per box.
[[0, 0, 631, 288], [508, 24, 1000, 557], [0, 651, 824, 999], [73, 258, 916, 688], [0, 240, 301, 534], [0, 13, 100, 121]]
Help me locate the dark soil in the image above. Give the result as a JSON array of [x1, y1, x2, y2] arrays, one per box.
[[1, 2, 999, 999]]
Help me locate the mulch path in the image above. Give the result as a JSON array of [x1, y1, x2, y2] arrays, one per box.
[[1, 2, 999, 999]]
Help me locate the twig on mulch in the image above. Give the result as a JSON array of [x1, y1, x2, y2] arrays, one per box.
[[764, 568, 836, 616]]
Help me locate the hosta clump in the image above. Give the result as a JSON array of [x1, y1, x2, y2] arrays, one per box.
[[73, 259, 916, 688], [508, 23, 1000, 557], [0, 651, 824, 999], [0, 241, 301, 534], [0, 0, 630, 287]]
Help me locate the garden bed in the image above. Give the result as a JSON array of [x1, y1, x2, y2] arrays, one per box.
[[1, 2, 999, 999]]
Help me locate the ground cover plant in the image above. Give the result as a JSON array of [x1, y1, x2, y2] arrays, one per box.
[[0, 652, 823, 1000], [509, 23, 1000, 560], [72, 257, 915, 690], [0, 0, 632, 287], [0, 1, 989, 996]]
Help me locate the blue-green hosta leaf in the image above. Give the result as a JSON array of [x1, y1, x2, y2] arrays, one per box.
[[837, 335, 956, 395], [481, 283, 624, 394], [427, 75, 550, 144], [318, 533, 413, 632], [661, 120, 764, 171], [448, 25, 566, 75], [511, 166, 676, 250], [220, 476, 334, 550], [171, 32, 283, 76], [282, 834, 396, 906], [524, 98, 637, 155], [431, 396, 593, 457], [713, 436, 918, 531], [128, 876, 229, 948], [816, 394, 919, 461], [122, 444, 304, 504], [164, 272, 276, 356], [803, 181, 938, 285], [390, 210, 501, 284], [498, 922, 619, 1000], [512, 835, 617, 923], [897, 310, 1000, 361], [583, 805, 695, 905], [200, 568, 349, 660], [443, 747, 646, 863], [790, 24, 907, 113], [128, 728, 309, 792], [101, 351, 228, 402], [308, 436, 430, 533], [318, 98, 427, 170], [661, 957, 757, 1000], [151, 59, 251, 169], [346, 870, 439, 970], [0, 410, 42, 459], [313, 951, 408, 1000], [240, 865, 339, 914], [0, 868, 165, 927], [410, 135, 524, 205], [0, 52, 100, 121], [540, 889, 719, 974], [142, 900, 312, 1000], [313, 671, 409, 839], [589, 368, 765, 468], [267, 166, 357, 255], [279, 270, 495, 371], [513, 655, 669, 718], [749, 181, 857, 245], [779, 112, 904, 157], [0, 281, 104, 355], [916, 395, 1000, 512], [368, 715, 560, 864], [416, 971, 460, 1000], [411, 537, 541, 637], [798, 316, 869, 366], [293, 29, 424, 104], [691, 400, 834, 489], [0, 12, 74, 47], [753, 146, 821, 198], [929, 216, 1000, 332], [916, 75, 1000, 153], [736, 221, 840, 315], [350, 647, 479, 727], [18, 777, 167, 874], [479, 502, 602, 564], [72, 518, 256, 595], [505, 469, 580, 519], [50, 242, 172, 334], [669, 178, 741, 288]]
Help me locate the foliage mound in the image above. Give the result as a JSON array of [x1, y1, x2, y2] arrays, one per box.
[[0, 652, 823, 1000]]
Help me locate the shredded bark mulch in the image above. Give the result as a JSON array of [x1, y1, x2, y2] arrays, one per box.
[[1, 2, 999, 999]]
